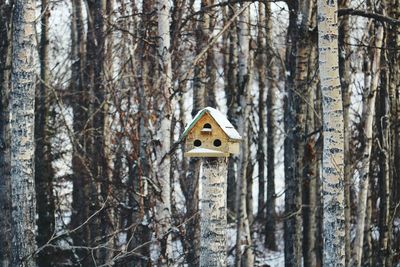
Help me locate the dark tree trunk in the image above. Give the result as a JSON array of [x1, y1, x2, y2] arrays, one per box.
[[10, 1, 38, 266], [284, 2, 303, 266], [338, 0, 352, 264], [35, 0, 56, 265], [377, 21, 392, 266], [264, 0, 278, 251], [0, 2, 13, 266], [70, 0, 92, 263], [225, 5, 238, 214]]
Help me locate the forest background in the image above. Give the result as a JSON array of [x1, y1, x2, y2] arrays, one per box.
[[0, 0, 400, 266]]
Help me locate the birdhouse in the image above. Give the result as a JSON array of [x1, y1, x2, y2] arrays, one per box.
[[180, 107, 242, 157]]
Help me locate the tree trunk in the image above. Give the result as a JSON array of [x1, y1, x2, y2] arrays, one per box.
[[131, 2, 151, 266], [387, 0, 400, 263], [283, 2, 302, 265], [0, 2, 12, 266], [225, 5, 238, 213], [264, 1, 278, 251], [184, 1, 212, 264], [234, 4, 254, 266], [352, 23, 383, 267], [256, 1, 266, 221], [86, 1, 106, 258], [317, 0, 345, 265], [156, 0, 174, 263], [35, 0, 56, 265], [205, 0, 217, 108], [377, 6, 392, 263], [99, 0, 115, 263], [10, 1, 37, 266], [70, 0, 91, 262], [302, 43, 318, 267], [338, 0, 352, 264], [199, 158, 228, 267], [294, 2, 317, 266], [314, 83, 324, 267]]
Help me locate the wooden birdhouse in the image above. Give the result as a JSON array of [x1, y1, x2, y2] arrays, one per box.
[[180, 107, 242, 157]]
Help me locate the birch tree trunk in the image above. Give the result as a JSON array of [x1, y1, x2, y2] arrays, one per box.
[[316, 0, 345, 265], [352, 23, 384, 267], [10, 1, 37, 266], [156, 0, 173, 263], [0, 2, 12, 266], [200, 158, 228, 267], [234, 4, 254, 266]]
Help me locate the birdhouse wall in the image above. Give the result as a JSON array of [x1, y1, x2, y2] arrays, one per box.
[[185, 112, 230, 155], [228, 141, 240, 154]]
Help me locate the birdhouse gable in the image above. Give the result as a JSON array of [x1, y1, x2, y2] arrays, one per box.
[[181, 107, 242, 141], [180, 107, 241, 157]]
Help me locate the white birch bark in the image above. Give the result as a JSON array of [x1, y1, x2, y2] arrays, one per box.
[[317, 0, 345, 265], [234, 4, 254, 266], [200, 158, 228, 267], [156, 0, 173, 263], [10, 1, 37, 266], [352, 24, 384, 267]]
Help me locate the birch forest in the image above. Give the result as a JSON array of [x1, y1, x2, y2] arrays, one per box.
[[1, 0, 400, 266]]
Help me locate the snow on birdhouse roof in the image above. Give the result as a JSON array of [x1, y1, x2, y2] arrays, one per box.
[[181, 107, 242, 141]]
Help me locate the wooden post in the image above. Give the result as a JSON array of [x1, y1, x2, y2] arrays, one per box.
[[200, 157, 228, 267]]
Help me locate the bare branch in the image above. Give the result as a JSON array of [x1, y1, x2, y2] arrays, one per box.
[[338, 8, 400, 26]]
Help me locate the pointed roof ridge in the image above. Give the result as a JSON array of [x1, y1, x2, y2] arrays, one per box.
[[180, 107, 242, 141]]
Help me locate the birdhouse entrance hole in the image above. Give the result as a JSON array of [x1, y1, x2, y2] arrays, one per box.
[[201, 123, 212, 133], [213, 139, 221, 147], [194, 139, 202, 147]]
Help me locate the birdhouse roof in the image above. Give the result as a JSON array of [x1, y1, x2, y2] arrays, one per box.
[[181, 107, 242, 141]]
